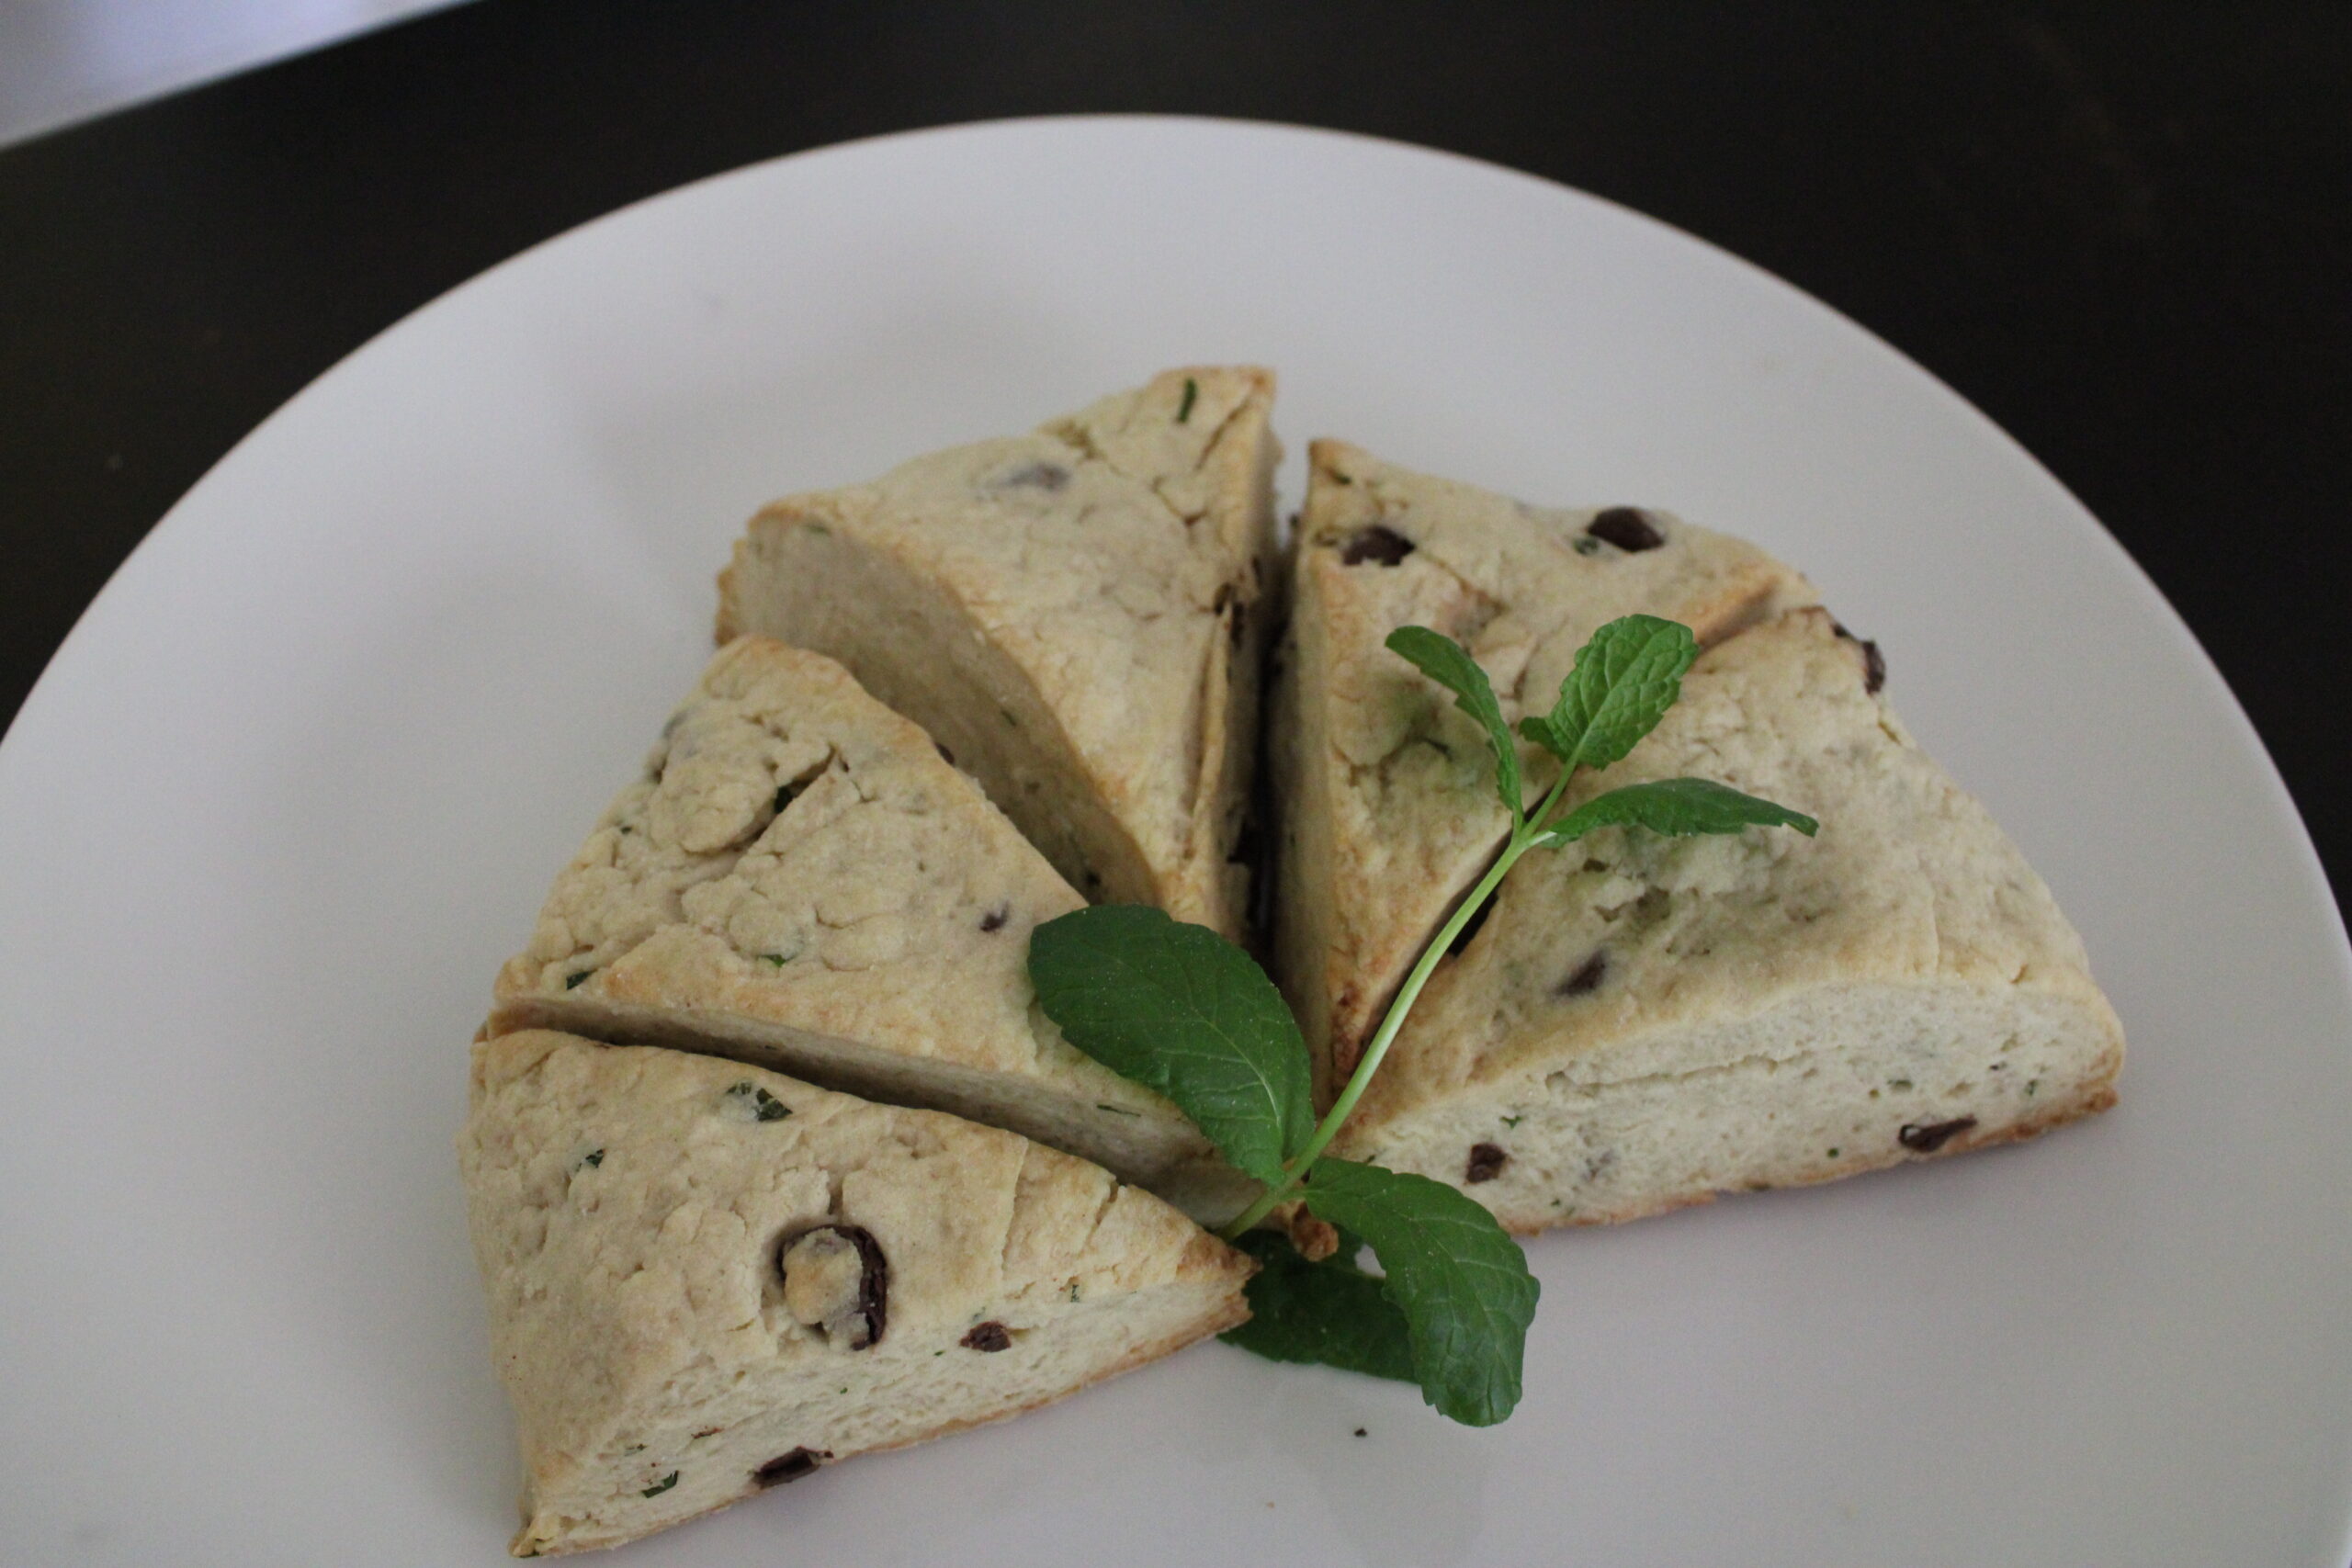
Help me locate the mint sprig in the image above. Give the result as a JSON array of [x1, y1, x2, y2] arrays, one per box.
[[1385, 625, 1523, 816], [1218, 1229, 1416, 1383], [1027, 905, 1311, 1187], [1029, 614, 1816, 1428], [1536, 775, 1817, 848], [1294, 1159, 1539, 1425], [1520, 613, 1698, 771]]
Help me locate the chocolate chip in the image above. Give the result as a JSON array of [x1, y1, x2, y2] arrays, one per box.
[[1586, 507, 1665, 552], [999, 460, 1069, 491], [961, 1321, 1012, 1352], [1556, 950, 1607, 997], [1446, 897, 1492, 956], [780, 1225, 889, 1349], [752, 1448, 830, 1486], [1830, 621, 1887, 694], [1339, 525, 1415, 567], [978, 903, 1010, 933], [1897, 1117, 1977, 1153], [935, 740, 956, 767], [1464, 1143, 1510, 1183]]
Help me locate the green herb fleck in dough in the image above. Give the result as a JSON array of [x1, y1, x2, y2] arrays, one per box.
[[640, 1472, 678, 1497], [1890, 1078, 1913, 1090], [2026, 1079, 2041, 1098], [577, 1148, 604, 1169], [723, 1082, 791, 1122], [763, 953, 791, 967], [1501, 1115, 1522, 1128], [1573, 535, 1603, 556], [1826, 1148, 1840, 1158], [1176, 376, 1198, 423], [564, 970, 593, 989]]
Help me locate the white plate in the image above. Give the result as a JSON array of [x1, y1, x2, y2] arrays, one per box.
[[3, 117, 2347, 1568]]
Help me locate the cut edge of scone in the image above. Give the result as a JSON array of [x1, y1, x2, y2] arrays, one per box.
[[459, 1031, 1253, 1557], [1330, 606, 2123, 1233], [489, 635, 1252, 1225], [1340, 978, 2122, 1235], [717, 366, 1280, 940], [1272, 437, 1817, 1104]]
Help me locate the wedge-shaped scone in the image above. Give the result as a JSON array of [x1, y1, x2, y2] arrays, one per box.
[[1272, 440, 1815, 1098], [460, 1031, 1252, 1556], [492, 637, 1247, 1221], [1331, 608, 2124, 1231], [718, 367, 1280, 939]]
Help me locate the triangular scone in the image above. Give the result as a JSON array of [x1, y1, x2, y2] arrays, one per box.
[[460, 1032, 1253, 1557], [492, 637, 1249, 1222], [717, 367, 1280, 940], [1330, 608, 2124, 1232], [1272, 440, 1815, 1100]]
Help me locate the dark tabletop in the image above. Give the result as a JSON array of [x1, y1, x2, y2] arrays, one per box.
[[3, 0, 2347, 910]]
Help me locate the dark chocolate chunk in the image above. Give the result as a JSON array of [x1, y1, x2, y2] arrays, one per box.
[[752, 1448, 830, 1486], [1860, 639, 1886, 694], [1339, 525, 1416, 567], [1446, 897, 1493, 957], [1464, 1143, 1510, 1184], [978, 903, 1010, 933], [1897, 1116, 1977, 1153], [998, 460, 1069, 492], [779, 1224, 889, 1349], [1556, 950, 1608, 997], [1830, 621, 1887, 694], [961, 1321, 1013, 1352], [1586, 507, 1665, 552]]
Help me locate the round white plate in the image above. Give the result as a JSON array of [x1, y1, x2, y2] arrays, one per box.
[[4, 117, 2346, 1568]]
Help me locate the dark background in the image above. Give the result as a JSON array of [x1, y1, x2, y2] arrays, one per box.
[[3, 0, 2346, 907]]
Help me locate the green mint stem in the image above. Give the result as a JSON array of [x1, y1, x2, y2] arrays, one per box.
[[1222, 760, 1581, 1238]]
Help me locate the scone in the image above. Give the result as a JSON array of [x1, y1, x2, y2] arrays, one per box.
[[1330, 608, 2124, 1231], [492, 637, 1248, 1223], [460, 1031, 1253, 1556], [1272, 439, 1815, 1100], [718, 367, 1280, 940]]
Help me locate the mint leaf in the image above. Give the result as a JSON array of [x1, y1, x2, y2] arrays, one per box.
[[1537, 776, 1819, 848], [1300, 1158, 1539, 1426], [1028, 906, 1313, 1185], [1520, 614, 1697, 771], [1218, 1231, 1417, 1383], [1385, 626, 1521, 817]]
